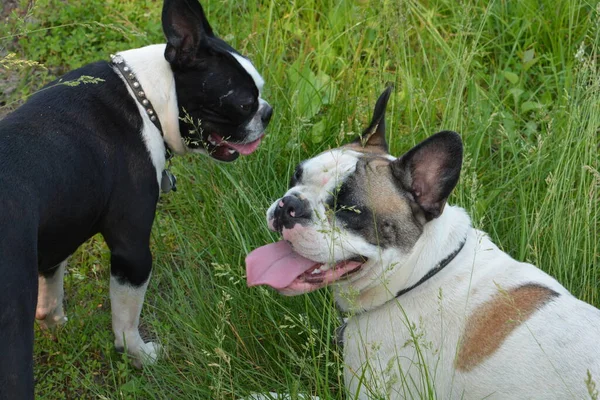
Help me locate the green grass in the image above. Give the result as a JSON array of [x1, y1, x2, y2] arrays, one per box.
[[1, 0, 599, 398]]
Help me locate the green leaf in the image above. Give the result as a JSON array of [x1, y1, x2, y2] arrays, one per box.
[[120, 378, 139, 393], [508, 88, 525, 102], [521, 101, 543, 113], [310, 119, 327, 143], [502, 70, 519, 84], [522, 49, 535, 64], [521, 49, 538, 71], [541, 91, 554, 106], [525, 121, 538, 137], [287, 62, 337, 119], [315, 71, 337, 105]]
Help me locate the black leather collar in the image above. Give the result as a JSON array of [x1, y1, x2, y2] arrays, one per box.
[[334, 236, 467, 349], [395, 236, 467, 298]]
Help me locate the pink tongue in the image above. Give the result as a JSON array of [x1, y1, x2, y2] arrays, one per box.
[[222, 137, 263, 155], [246, 241, 319, 289]]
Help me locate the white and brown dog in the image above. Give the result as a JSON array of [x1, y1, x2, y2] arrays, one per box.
[[246, 87, 600, 399]]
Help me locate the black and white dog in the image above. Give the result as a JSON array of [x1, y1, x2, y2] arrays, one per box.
[[247, 88, 600, 398], [0, 0, 271, 397]]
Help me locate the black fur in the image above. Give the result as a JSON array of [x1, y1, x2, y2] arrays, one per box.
[[0, 62, 155, 399], [163, 0, 267, 149], [289, 163, 304, 188], [326, 176, 372, 236], [350, 86, 392, 151]]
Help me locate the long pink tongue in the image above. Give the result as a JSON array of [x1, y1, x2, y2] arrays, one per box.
[[246, 241, 319, 289], [224, 137, 263, 155]]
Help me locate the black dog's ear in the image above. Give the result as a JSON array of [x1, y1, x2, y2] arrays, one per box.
[[346, 86, 393, 154], [162, 0, 214, 67], [391, 131, 463, 221]]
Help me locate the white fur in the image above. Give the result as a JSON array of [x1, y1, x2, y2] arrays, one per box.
[[230, 52, 264, 93], [242, 98, 271, 143], [268, 149, 600, 399], [230, 52, 268, 143], [110, 275, 160, 368], [36, 260, 68, 329], [339, 206, 600, 399]]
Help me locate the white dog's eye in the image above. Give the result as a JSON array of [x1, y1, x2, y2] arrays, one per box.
[[290, 164, 303, 188]]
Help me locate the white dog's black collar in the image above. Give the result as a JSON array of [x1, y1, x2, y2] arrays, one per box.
[[395, 236, 468, 298], [110, 54, 177, 193], [335, 236, 468, 349]]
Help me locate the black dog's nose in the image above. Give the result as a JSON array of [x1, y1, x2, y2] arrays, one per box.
[[261, 105, 273, 125], [273, 194, 311, 232]]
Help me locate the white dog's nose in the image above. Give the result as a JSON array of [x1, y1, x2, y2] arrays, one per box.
[[273, 194, 310, 231]]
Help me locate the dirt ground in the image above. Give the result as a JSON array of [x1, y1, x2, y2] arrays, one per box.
[[1, 0, 20, 19]]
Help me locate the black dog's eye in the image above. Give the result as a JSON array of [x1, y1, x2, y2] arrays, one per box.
[[289, 164, 303, 188], [239, 102, 253, 111]]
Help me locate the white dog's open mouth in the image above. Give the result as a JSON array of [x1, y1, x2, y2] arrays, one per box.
[[245, 241, 364, 294]]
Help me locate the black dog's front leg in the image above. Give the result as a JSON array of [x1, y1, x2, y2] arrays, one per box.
[[102, 214, 160, 368], [110, 254, 160, 368]]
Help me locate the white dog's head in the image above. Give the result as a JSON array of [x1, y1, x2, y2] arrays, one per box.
[[246, 88, 463, 298]]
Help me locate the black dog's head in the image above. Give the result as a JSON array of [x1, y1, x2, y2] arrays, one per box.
[[162, 0, 272, 162]]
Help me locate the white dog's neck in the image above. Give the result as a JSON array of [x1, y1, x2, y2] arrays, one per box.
[[116, 44, 186, 155], [335, 205, 472, 313]]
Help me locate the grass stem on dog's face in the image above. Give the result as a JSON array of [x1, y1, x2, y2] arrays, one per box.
[[1, 0, 598, 398]]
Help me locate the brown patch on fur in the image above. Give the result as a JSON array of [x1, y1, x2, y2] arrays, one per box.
[[455, 283, 559, 371], [362, 158, 405, 213]]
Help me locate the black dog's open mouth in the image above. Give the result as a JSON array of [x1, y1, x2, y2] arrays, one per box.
[[245, 240, 366, 294], [200, 133, 264, 162]]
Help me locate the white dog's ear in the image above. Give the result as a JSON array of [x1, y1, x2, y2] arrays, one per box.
[[346, 86, 393, 153], [391, 131, 463, 221], [162, 0, 214, 67]]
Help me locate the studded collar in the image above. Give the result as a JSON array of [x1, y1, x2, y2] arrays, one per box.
[[110, 54, 177, 193], [110, 54, 173, 161]]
